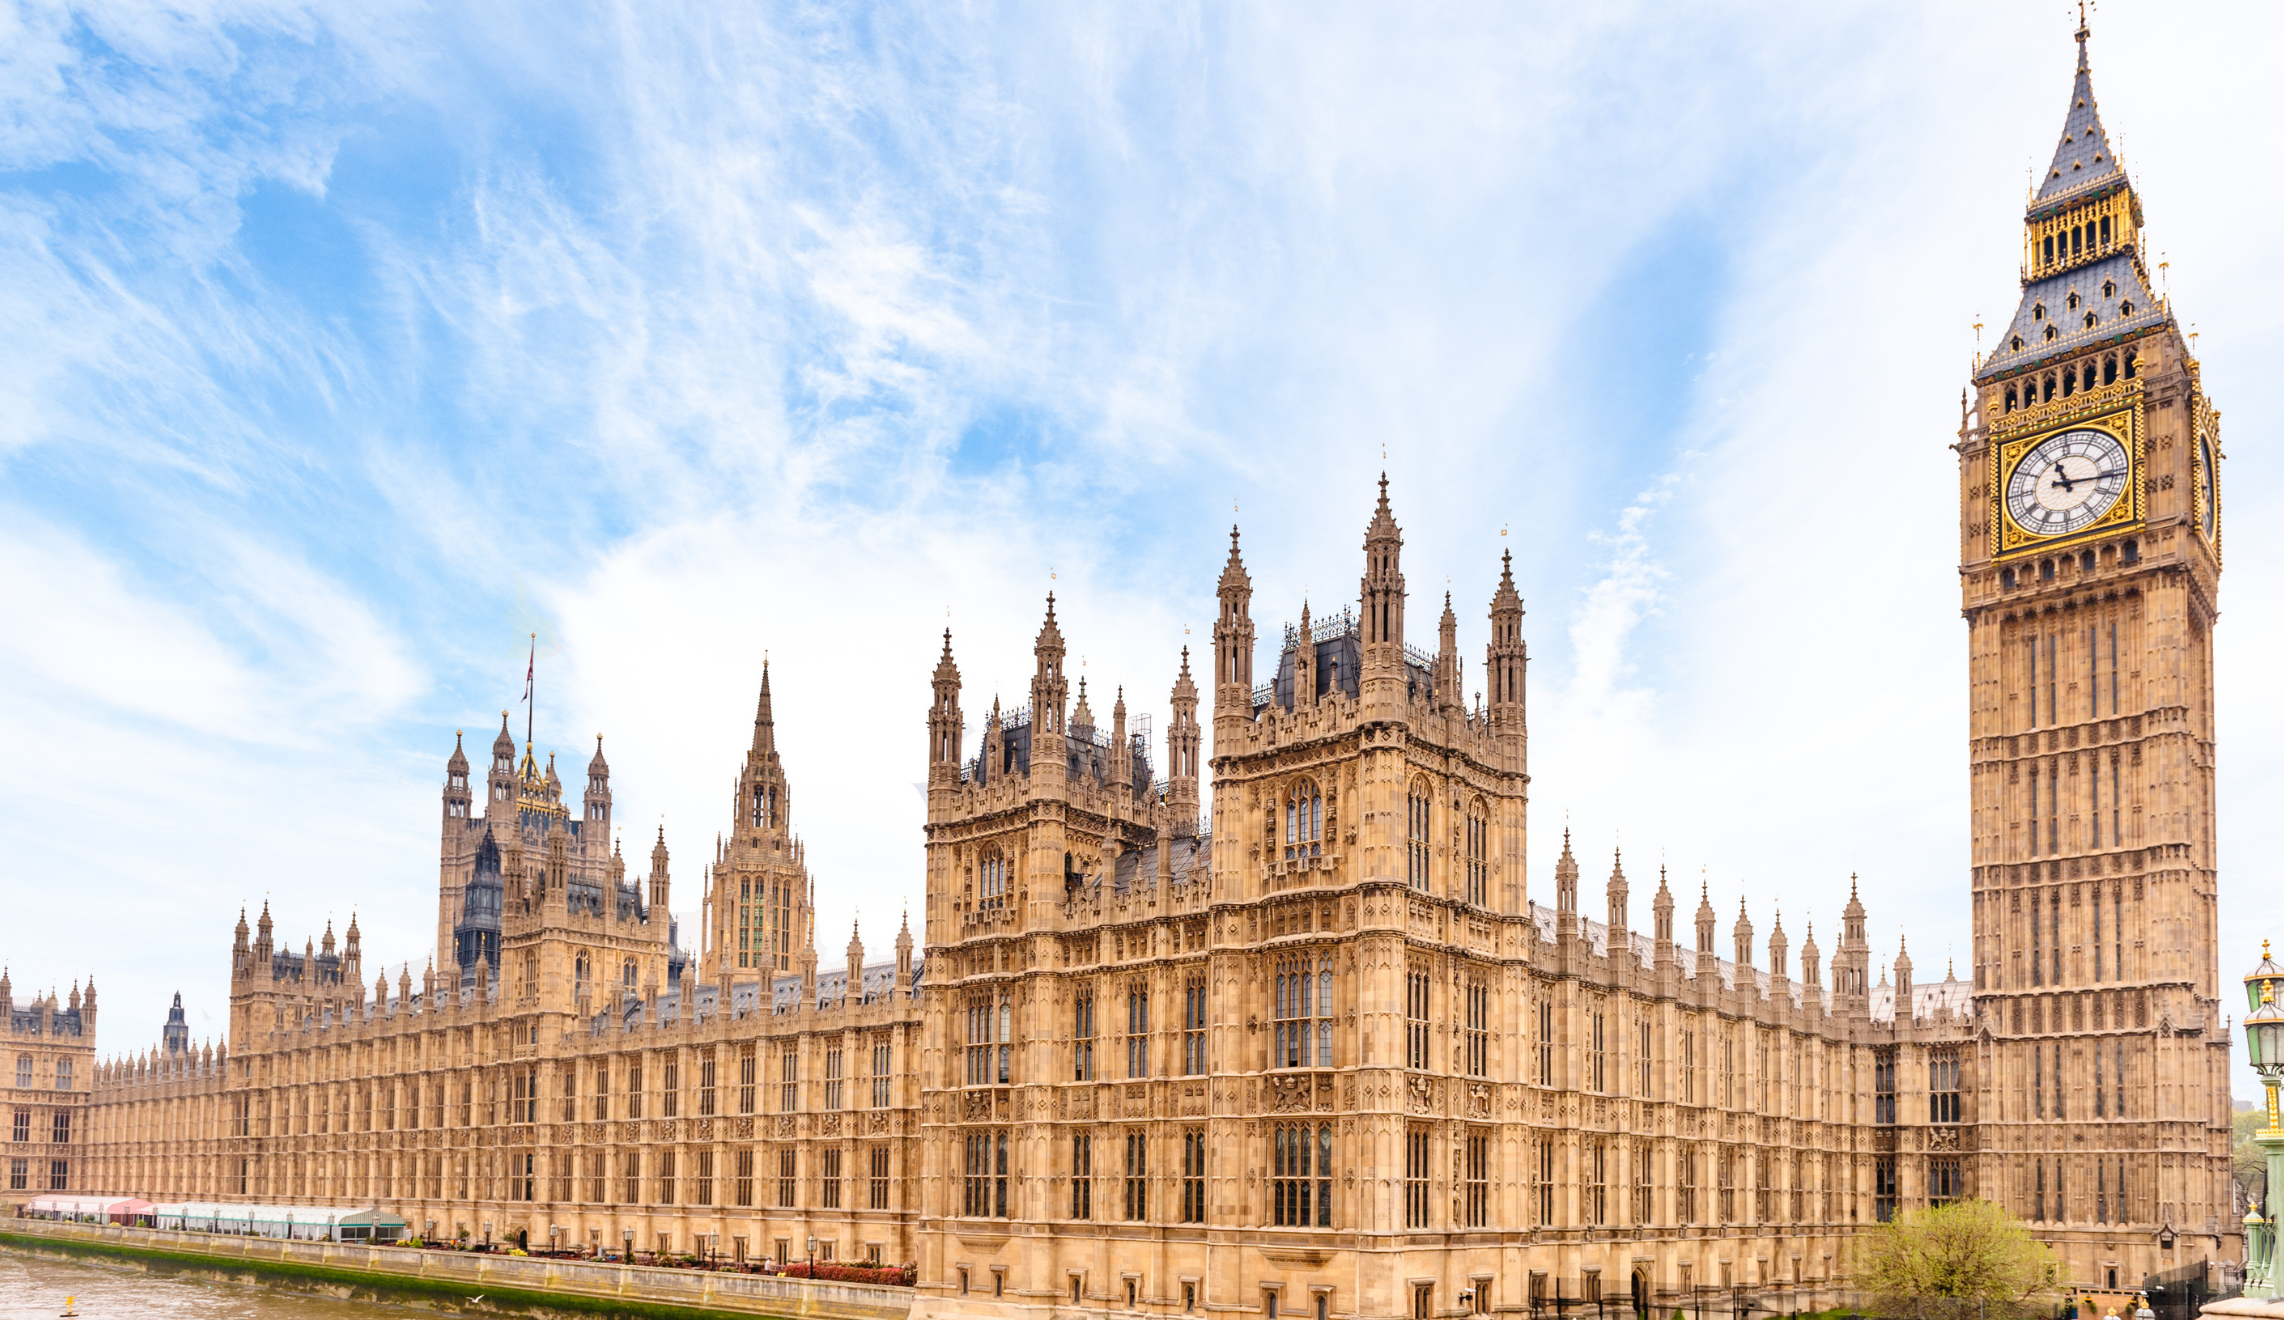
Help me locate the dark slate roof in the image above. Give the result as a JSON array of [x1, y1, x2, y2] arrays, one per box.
[[2036, 38, 2122, 208], [1974, 252, 2166, 383]]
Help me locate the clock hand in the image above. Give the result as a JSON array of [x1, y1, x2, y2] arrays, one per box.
[[2048, 466, 2078, 492]]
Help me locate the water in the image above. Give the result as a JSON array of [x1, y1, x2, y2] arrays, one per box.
[[0, 1252, 413, 1320]]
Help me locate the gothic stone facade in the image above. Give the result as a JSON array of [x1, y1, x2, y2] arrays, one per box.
[[3, 973, 96, 1200], [71, 27, 2231, 1318]]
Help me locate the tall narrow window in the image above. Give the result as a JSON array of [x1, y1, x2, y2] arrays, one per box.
[[1874, 1157, 1897, 1223], [1637, 1019, 1652, 1097], [1127, 984, 1150, 1079], [1074, 990, 1095, 1081], [1536, 1137, 1556, 1225], [1928, 1049, 1961, 1123], [1275, 958, 1333, 1068], [1589, 1008, 1607, 1093], [2050, 891, 2063, 984], [2055, 630, 2073, 726], [1873, 1047, 1896, 1125], [2034, 1040, 2045, 1118], [780, 1048, 798, 1113], [1181, 1130, 1206, 1224], [2109, 624, 2119, 714], [1183, 976, 1208, 1075], [2029, 768, 2041, 857], [1272, 1124, 1333, 1227], [824, 1047, 844, 1111], [1586, 1139, 1607, 1226], [2031, 888, 2044, 985], [968, 996, 1000, 1086], [1407, 786, 1432, 890], [871, 1145, 891, 1210], [1404, 1128, 1430, 1228], [1285, 782, 1323, 861], [872, 1040, 891, 1108], [1677, 1148, 1696, 1224], [1463, 802, 1488, 906], [1124, 1130, 1148, 1221], [1680, 1029, 1696, 1105], [820, 1148, 842, 1209], [979, 853, 1009, 909], [964, 1129, 1009, 1218], [2029, 634, 2039, 729], [1464, 979, 1489, 1077], [739, 1045, 757, 1115], [1536, 1000, 1554, 1086], [1071, 1134, 1093, 1220], [2054, 1043, 2066, 1119], [2088, 625, 2098, 721], [1406, 967, 1431, 1070], [2094, 1039, 2106, 1117], [1465, 1131, 1490, 1228], [2093, 887, 2104, 979]]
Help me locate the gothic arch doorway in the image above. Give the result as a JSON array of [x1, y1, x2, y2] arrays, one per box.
[[1631, 1270, 1648, 1320]]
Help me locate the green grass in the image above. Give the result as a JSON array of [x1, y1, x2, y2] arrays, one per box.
[[0, 1230, 797, 1320]]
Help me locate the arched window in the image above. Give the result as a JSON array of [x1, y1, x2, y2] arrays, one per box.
[[2103, 355, 2117, 385], [2032, 302, 2046, 321], [2003, 385, 2018, 412], [2043, 325, 2059, 342], [1273, 956, 1335, 1068], [2102, 279, 2116, 299], [979, 852, 1010, 909], [1284, 781, 1323, 860], [623, 960, 638, 989], [1463, 799, 1490, 906], [2066, 292, 2080, 311], [1406, 782, 1432, 891], [2083, 312, 2097, 330], [574, 953, 590, 985]]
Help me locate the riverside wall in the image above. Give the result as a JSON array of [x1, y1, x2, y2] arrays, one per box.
[[0, 1216, 915, 1320]]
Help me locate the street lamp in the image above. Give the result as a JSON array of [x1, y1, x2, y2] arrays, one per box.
[[2241, 943, 2284, 1299]]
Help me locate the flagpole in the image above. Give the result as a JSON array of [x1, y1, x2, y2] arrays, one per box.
[[525, 633, 536, 752]]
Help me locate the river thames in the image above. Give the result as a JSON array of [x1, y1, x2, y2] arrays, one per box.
[[0, 1252, 420, 1320]]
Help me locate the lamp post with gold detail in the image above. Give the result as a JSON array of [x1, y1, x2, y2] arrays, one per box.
[[2241, 944, 2284, 1298]]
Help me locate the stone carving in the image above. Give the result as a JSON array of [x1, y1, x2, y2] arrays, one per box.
[[819, 1112, 842, 1136], [1466, 1083, 1491, 1119], [965, 1091, 993, 1122], [1406, 1074, 1437, 1114], [1271, 1074, 1312, 1113]]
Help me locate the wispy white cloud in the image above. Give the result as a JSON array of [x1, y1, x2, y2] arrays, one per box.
[[6, 1, 2284, 1104]]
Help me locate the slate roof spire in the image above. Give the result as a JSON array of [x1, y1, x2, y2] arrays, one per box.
[[2036, 18, 2120, 206]]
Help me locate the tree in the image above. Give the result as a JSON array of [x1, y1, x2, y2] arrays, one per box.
[[1851, 1198, 2063, 1320], [2233, 1106, 2268, 1218]]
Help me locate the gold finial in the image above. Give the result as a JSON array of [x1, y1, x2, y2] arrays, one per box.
[[2264, 979, 2275, 1006]]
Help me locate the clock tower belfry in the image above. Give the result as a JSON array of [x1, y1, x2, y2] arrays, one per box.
[[1958, 21, 2229, 1274]]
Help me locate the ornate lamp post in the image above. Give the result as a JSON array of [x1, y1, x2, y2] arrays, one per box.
[[2241, 944, 2284, 1298]]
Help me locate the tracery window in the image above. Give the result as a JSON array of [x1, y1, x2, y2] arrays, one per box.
[[1126, 983, 1150, 1079], [966, 994, 1010, 1086], [1463, 799, 1488, 905], [1406, 784, 1432, 890], [1928, 1048, 1961, 1124], [1404, 1127, 1430, 1228], [1182, 975, 1209, 1074], [978, 852, 1011, 910], [1465, 1130, 1491, 1228], [1123, 1130, 1149, 1221], [1463, 977, 1489, 1077], [1285, 780, 1323, 861], [1070, 1133, 1093, 1220], [963, 1129, 1008, 1218], [1272, 1124, 1333, 1227], [1405, 965, 1431, 1070], [1275, 957, 1333, 1069], [1073, 989, 1095, 1081]]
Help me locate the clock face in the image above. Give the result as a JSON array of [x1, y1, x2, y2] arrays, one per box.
[[2200, 436, 2216, 540], [2005, 428, 2131, 539]]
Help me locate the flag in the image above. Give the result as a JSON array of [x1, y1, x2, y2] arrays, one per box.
[[522, 635, 535, 704]]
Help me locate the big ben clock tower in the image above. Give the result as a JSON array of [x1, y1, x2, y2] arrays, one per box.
[[1959, 22, 2230, 1280]]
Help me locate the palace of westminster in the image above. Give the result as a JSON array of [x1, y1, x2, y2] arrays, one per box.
[[2, 27, 2236, 1320]]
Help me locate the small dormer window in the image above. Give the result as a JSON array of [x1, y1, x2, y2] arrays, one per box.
[[2084, 312, 2097, 329], [2102, 280, 2116, 298], [2032, 303, 2046, 321], [2011, 335, 2024, 351], [2119, 301, 2133, 315], [2044, 325, 2059, 342], [2067, 292, 2079, 311]]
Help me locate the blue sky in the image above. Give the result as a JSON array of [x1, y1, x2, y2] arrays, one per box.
[[6, 1, 2282, 1094]]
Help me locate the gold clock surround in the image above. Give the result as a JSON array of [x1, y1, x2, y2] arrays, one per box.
[[1989, 392, 2142, 558]]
